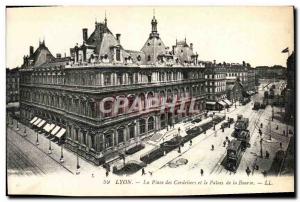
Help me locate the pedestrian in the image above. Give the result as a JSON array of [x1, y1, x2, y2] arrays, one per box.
[[106, 170, 109, 177], [211, 145, 214, 151], [223, 141, 226, 147], [261, 123, 263, 128], [283, 130, 285, 136], [265, 151, 270, 159], [178, 146, 181, 153], [280, 142, 282, 149], [91, 173, 94, 178], [246, 166, 251, 176], [142, 168, 146, 175], [189, 140, 192, 146], [200, 169, 204, 176]]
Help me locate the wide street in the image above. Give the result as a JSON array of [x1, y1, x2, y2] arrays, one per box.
[[7, 79, 293, 179]]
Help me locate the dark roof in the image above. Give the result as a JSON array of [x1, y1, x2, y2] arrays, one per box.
[[227, 139, 242, 151], [27, 42, 55, 67]]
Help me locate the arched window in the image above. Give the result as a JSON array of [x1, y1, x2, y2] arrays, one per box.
[[117, 127, 125, 144], [147, 55, 151, 61], [148, 117, 154, 131], [139, 119, 146, 134]]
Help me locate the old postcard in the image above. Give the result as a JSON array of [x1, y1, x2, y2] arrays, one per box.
[[6, 6, 295, 196]]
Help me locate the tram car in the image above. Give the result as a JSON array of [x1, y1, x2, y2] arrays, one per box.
[[225, 139, 243, 171], [234, 115, 249, 132], [235, 130, 250, 150]]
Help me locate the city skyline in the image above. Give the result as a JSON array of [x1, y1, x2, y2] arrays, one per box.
[[6, 6, 294, 68]]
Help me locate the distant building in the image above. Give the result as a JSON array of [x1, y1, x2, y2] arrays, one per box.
[[255, 65, 287, 80], [6, 68, 20, 103]]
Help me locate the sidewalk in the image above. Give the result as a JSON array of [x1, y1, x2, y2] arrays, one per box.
[[7, 119, 107, 177]]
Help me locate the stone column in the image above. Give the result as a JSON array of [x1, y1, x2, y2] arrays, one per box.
[[87, 132, 92, 148]]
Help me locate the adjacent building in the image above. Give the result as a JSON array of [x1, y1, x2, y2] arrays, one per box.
[[204, 63, 229, 110], [284, 52, 295, 123], [6, 68, 20, 104]]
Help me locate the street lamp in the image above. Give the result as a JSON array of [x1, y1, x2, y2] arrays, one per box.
[[76, 145, 80, 175], [48, 139, 52, 154], [271, 105, 274, 121], [268, 118, 272, 140], [60, 144, 64, 163], [23, 125, 27, 137], [260, 138, 263, 158], [36, 131, 39, 145]]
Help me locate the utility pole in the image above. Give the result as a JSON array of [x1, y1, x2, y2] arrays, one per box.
[[272, 105, 274, 121], [48, 139, 52, 154], [36, 132, 39, 145], [268, 118, 272, 140], [76, 145, 80, 175], [60, 144, 64, 163], [260, 138, 263, 158]]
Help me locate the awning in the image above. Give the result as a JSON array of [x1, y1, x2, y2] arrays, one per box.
[[43, 123, 50, 131], [51, 126, 61, 135], [37, 120, 46, 128], [218, 101, 227, 107], [56, 128, 66, 138], [33, 118, 42, 126], [48, 124, 55, 132], [206, 101, 216, 105], [223, 99, 232, 106], [30, 117, 38, 124]]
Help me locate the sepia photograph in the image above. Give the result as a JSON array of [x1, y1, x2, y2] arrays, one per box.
[[5, 5, 295, 196]]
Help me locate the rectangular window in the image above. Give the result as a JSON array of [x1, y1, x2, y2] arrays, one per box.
[[116, 48, 121, 61]]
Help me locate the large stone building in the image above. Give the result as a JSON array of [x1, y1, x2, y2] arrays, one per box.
[[204, 63, 230, 110], [19, 15, 206, 165]]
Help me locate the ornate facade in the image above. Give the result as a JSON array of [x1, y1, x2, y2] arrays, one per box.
[[19, 15, 206, 165]]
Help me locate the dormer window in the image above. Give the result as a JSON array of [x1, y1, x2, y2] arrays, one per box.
[[116, 48, 121, 61], [158, 43, 161, 46], [137, 55, 141, 61], [147, 42, 151, 46], [147, 55, 151, 61]]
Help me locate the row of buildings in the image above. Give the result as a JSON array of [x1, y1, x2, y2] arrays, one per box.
[[9, 15, 256, 165]]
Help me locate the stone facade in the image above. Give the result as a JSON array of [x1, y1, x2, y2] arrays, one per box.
[[6, 68, 20, 103], [19, 15, 206, 165]]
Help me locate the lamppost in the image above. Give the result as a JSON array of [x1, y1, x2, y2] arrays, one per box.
[[23, 125, 27, 137], [260, 138, 263, 158], [76, 145, 80, 175], [268, 118, 272, 140], [271, 105, 274, 121], [36, 131, 39, 145], [48, 139, 52, 154], [60, 144, 64, 163]]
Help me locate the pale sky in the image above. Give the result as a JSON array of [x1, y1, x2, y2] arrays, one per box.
[[6, 6, 294, 68]]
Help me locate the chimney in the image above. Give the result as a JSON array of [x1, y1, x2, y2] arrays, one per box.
[[56, 53, 61, 58], [82, 28, 88, 42], [116, 33, 121, 43], [190, 43, 193, 50], [29, 46, 34, 56]]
